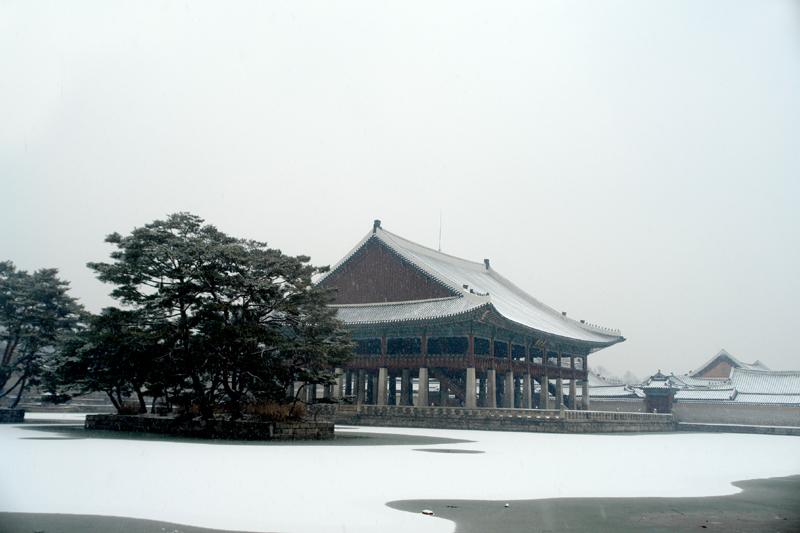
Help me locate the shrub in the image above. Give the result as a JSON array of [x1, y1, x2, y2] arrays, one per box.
[[242, 400, 305, 421], [117, 402, 140, 415]]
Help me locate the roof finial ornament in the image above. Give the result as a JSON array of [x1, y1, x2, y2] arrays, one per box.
[[484, 258, 490, 270], [373, 220, 381, 234]]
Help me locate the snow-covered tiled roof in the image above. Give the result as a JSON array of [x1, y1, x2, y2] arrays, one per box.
[[588, 385, 641, 398], [322, 225, 624, 345], [333, 297, 486, 325], [674, 389, 736, 401], [588, 367, 800, 407], [688, 349, 770, 377], [730, 368, 800, 395], [587, 371, 622, 387], [731, 393, 800, 406], [672, 375, 730, 388]]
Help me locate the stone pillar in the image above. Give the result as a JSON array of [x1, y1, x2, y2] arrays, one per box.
[[377, 367, 388, 406], [522, 372, 532, 409], [465, 366, 477, 408], [344, 371, 352, 396], [486, 368, 497, 408], [568, 378, 577, 410], [357, 369, 366, 405], [333, 368, 343, 398], [582, 379, 590, 410], [555, 377, 563, 409], [418, 367, 429, 407], [366, 374, 375, 404], [504, 370, 514, 408], [388, 373, 397, 405], [306, 383, 315, 403], [400, 369, 411, 406], [540, 376, 550, 410]]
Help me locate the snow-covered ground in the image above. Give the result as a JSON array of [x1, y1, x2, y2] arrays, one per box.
[[1, 415, 798, 533]]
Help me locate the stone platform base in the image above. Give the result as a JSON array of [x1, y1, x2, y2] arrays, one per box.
[[0, 409, 25, 423], [85, 414, 333, 440], [308, 405, 675, 433]]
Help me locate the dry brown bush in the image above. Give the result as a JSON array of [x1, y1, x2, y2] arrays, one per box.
[[242, 400, 305, 421], [176, 403, 202, 418], [117, 402, 141, 415]]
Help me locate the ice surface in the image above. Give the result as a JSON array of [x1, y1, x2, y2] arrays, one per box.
[[1, 419, 798, 533]]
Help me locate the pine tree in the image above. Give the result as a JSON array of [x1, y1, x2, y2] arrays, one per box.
[[0, 262, 85, 407], [64, 213, 352, 419]]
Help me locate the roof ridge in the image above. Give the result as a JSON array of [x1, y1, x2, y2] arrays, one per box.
[[379, 227, 486, 269], [332, 296, 466, 308]]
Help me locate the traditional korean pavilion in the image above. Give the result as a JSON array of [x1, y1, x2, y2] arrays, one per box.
[[317, 220, 625, 410]]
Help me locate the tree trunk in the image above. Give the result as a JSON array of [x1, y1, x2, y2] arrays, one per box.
[[135, 388, 147, 414], [0, 374, 24, 399], [105, 390, 121, 411], [191, 373, 213, 420], [10, 376, 27, 408]]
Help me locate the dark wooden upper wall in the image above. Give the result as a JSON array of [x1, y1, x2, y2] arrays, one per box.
[[696, 359, 735, 379], [321, 239, 455, 304]]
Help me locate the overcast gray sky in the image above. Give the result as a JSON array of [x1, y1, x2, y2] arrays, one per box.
[[2, 1, 799, 379]]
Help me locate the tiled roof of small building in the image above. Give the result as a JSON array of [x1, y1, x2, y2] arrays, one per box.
[[583, 385, 640, 399], [322, 224, 624, 345], [731, 393, 800, 406], [674, 389, 736, 401], [730, 368, 800, 395]]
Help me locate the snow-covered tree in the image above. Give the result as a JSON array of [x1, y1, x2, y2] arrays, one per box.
[[53, 213, 353, 419], [0, 262, 84, 407]]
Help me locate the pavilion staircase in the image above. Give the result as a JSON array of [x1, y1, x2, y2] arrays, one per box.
[[428, 367, 466, 404]]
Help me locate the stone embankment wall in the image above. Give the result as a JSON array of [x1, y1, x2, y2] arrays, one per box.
[[308, 405, 674, 433], [588, 400, 800, 427], [677, 422, 800, 436], [85, 414, 333, 440], [0, 409, 25, 423], [672, 403, 800, 427]]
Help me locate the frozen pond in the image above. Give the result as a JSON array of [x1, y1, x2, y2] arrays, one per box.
[[1, 415, 799, 533]]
